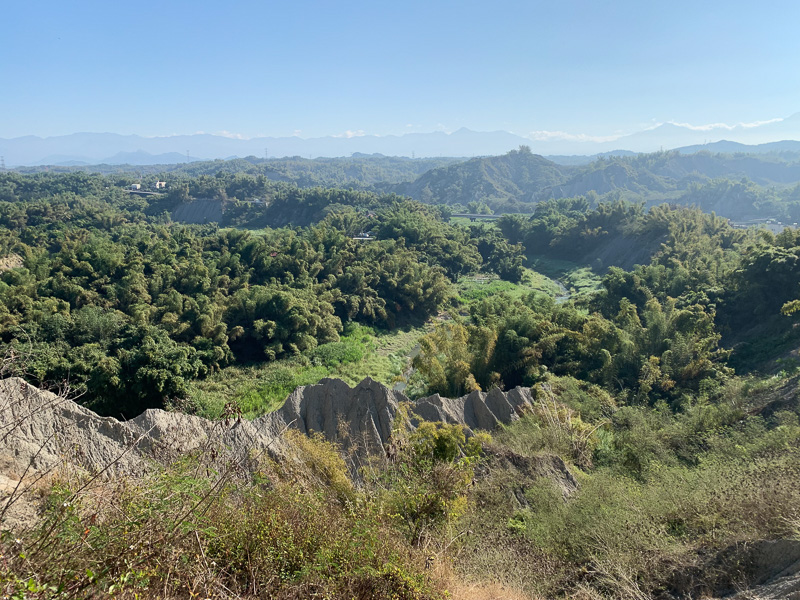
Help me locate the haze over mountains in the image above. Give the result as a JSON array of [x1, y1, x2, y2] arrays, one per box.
[[4, 113, 800, 167]]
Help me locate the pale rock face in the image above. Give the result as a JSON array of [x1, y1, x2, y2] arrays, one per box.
[[411, 386, 533, 431], [0, 376, 536, 482], [0, 378, 146, 478], [271, 377, 403, 453]]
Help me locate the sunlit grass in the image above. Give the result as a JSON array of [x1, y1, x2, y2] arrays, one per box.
[[188, 323, 427, 419], [456, 268, 561, 305], [526, 256, 602, 299]]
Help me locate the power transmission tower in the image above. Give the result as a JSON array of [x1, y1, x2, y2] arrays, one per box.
[[264, 147, 268, 160], [186, 150, 190, 163], [0, 156, 5, 171]]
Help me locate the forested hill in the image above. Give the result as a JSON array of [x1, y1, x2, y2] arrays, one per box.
[[384, 146, 571, 213], [384, 146, 800, 220], [555, 151, 800, 196]]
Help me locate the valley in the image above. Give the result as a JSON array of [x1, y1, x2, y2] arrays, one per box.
[[1, 150, 799, 599]]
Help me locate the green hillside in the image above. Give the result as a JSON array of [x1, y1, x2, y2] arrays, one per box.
[[383, 147, 800, 221], [386, 146, 570, 213]]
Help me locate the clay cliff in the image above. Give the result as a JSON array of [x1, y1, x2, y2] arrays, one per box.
[[0, 376, 535, 483]]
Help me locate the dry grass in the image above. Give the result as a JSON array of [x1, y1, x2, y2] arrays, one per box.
[[430, 559, 536, 600], [444, 580, 535, 600], [1, 427, 445, 600]]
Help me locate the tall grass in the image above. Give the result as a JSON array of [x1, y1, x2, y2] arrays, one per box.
[[454, 374, 800, 598], [455, 268, 562, 305], [0, 427, 445, 599]]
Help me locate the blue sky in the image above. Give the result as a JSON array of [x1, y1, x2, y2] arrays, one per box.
[[2, 0, 799, 139]]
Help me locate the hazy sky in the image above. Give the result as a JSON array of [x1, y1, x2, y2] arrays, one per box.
[[3, 0, 798, 139]]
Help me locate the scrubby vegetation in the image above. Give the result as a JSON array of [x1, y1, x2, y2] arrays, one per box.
[[187, 324, 419, 419], [0, 425, 471, 599], [453, 374, 800, 598], [2, 162, 800, 598]]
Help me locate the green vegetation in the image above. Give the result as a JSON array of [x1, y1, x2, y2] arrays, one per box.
[[525, 258, 603, 300], [454, 374, 800, 598], [455, 267, 561, 305], [0, 172, 525, 417], [388, 145, 567, 214], [1, 430, 451, 600], [369, 417, 491, 547], [390, 146, 800, 221], [188, 324, 421, 418], [3, 159, 800, 598]]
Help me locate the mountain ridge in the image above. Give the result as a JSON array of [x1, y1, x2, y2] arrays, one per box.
[[4, 114, 800, 165], [382, 146, 800, 217]]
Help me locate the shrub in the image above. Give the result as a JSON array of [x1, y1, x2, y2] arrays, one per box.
[[369, 419, 490, 547], [1, 431, 445, 600]]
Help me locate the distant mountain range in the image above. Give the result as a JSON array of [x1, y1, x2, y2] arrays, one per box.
[[2, 114, 800, 166], [673, 139, 800, 155]]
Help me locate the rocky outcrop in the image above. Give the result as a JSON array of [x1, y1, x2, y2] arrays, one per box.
[[271, 378, 403, 454], [721, 539, 800, 599], [412, 386, 533, 432], [0, 378, 148, 478], [0, 376, 537, 485], [483, 448, 579, 500]]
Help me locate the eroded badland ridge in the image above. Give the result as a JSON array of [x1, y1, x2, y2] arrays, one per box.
[[0, 376, 558, 483]]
